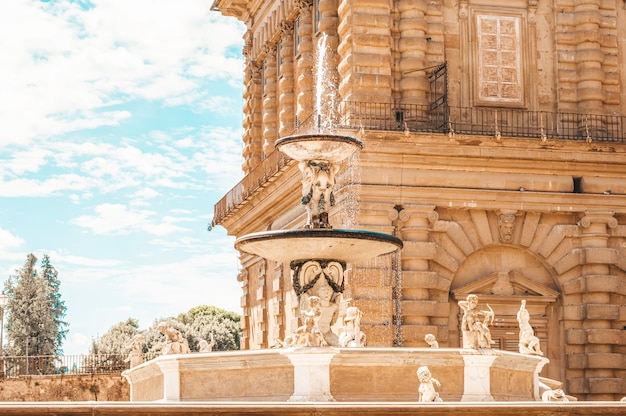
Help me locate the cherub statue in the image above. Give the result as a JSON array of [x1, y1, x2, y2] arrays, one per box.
[[198, 333, 216, 352], [458, 294, 495, 349], [315, 283, 340, 346], [517, 300, 543, 356], [338, 306, 366, 347], [157, 321, 191, 355], [124, 334, 144, 368], [424, 333, 439, 348], [417, 366, 443, 402], [286, 295, 327, 347], [299, 159, 340, 229]]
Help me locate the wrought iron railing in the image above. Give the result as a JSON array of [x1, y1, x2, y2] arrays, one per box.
[[297, 101, 626, 143], [1, 353, 158, 377]]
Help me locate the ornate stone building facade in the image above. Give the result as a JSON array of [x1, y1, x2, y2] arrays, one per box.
[[211, 0, 626, 400]]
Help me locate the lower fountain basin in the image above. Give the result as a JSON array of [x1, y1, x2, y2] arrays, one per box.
[[275, 134, 363, 163], [234, 229, 403, 264], [123, 347, 549, 402]]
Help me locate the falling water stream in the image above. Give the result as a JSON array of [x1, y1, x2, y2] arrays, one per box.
[[315, 34, 335, 133]]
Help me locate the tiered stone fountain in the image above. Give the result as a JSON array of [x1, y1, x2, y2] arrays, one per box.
[[123, 35, 552, 404], [122, 125, 551, 404]]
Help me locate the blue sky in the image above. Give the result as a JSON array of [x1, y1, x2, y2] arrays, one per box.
[[0, 0, 246, 354]]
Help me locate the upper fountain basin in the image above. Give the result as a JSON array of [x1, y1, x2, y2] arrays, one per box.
[[235, 228, 403, 264], [275, 134, 363, 163]]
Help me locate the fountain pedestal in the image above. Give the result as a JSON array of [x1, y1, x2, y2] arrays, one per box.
[[284, 348, 336, 402]]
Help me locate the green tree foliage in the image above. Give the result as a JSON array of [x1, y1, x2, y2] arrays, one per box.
[[89, 305, 241, 358], [178, 305, 241, 352], [39, 255, 68, 351], [3, 253, 68, 357], [89, 318, 141, 355]]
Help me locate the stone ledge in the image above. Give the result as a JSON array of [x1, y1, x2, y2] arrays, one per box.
[[0, 401, 623, 415]]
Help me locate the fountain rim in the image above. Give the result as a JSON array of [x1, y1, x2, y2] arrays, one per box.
[[275, 133, 364, 150], [274, 134, 364, 163], [234, 228, 403, 264]]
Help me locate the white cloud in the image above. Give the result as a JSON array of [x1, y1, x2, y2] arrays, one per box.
[[63, 332, 90, 356], [0, 228, 23, 248], [70, 203, 191, 236], [4, 148, 52, 176], [0, 174, 95, 197], [0, 0, 244, 148], [115, 249, 241, 313], [71, 203, 153, 235]]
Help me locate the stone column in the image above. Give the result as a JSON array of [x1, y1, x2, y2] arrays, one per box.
[[337, 0, 393, 103], [574, 0, 605, 113], [527, 0, 539, 111], [555, 0, 577, 116], [394, 205, 441, 347], [458, 0, 470, 108], [424, 0, 444, 65], [278, 21, 296, 137], [242, 36, 263, 173], [237, 268, 250, 350], [262, 44, 278, 157], [564, 211, 621, 400], [242, 32, 261, 174], [296, 0, 315, 126], [397, 0, 429, 106], [270, 262, 285, 346]]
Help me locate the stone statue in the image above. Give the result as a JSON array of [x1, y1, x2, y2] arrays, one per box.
[[198, 333, 216, 352], [157, 321, 191, 355], [338, 306, 366, 347], [299, 159, 339, 229], [458, 294, 496, 349], [424, 333, 439, 348], [542, 389, 569, 402], [517, 299, 543, 356], [287, 296, 328, 347], [124, 334, 144, 368], [316, 283, 340, 346], [416, 366, 443, 402]]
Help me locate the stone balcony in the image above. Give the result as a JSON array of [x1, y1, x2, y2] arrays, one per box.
[[212, 101, 626, 228]]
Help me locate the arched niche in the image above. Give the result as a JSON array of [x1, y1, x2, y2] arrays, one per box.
[[448, 245, 562, 380]]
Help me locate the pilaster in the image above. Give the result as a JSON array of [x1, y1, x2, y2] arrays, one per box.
[[278, 21, 296, 137], [317, 0, 340, 126], [337, 0, 393, 103], [394, 205, 444, 347], [574, 0, 604, 113], [563, 210, 621, 400], [397, 0, 429, 106], [262, 45, 278, 157], [242, 37, 263, 173], [296, 0, 315, 125]]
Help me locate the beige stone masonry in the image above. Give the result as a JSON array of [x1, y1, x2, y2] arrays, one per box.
[[337, 0, 393, 102], [278, 21, 295, 137], [262, 44, 278, 156]]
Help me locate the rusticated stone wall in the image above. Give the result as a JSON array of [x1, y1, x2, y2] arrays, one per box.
[[0, 374, 128, 401]]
